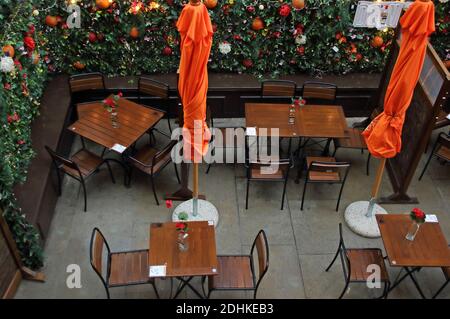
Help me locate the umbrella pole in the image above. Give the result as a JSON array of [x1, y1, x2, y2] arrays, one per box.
[[193, 162, 199, 217], [366, 158, 386, 217]]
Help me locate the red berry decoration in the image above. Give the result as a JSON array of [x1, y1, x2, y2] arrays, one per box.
[[162, 46, 172, 56], [88, 32, 98, 43], [243, 59, 253, 68]]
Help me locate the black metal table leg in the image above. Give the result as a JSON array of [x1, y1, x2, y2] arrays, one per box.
[[388, 267, 427, 299], [172, 276, 205, 299]]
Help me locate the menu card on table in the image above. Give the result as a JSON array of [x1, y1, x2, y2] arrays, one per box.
[[149, 265, 167, 277], [111, 143, 126, 154], [246, 127, 257, 136]]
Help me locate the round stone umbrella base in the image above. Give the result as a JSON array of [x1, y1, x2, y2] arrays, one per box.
[[172, 199, 219, 228], [344, 201, 387, 238]]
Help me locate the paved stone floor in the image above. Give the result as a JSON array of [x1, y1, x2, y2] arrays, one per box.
[[16, 120, 449, 299]]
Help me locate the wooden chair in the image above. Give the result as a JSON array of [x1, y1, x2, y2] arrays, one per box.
[[300, 157, 350, 212], [203, 230, 269, 299], [433, 245, 450, 299], [126, 139, 180, 205], [245, 156, 293, 210], [90, 228, 159, 299], [326, 223, 390, 299], [302, 81, 337, 104], [333, 128, 371, 176], [138, 76, 172, 135], [261, 80, 297, 98], [419, 132, 449, 180], [301, 81, 338, 152], [45, 146, 124, 212], [205, 104, 245, 174], [69, 72, 105, 94]]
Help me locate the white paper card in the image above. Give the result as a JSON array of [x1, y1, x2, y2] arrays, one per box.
[[446, 113, 450, 121], [208, 220, 214, 226], [246, 127, 257, 136], [425, 214, 438, 223], [149, 265, 166, 277], [111, 143, 126, 154]]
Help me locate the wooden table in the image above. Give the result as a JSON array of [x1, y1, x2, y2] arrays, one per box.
[[68, 97, 165, 152], [376, 214, 450, 298], [148, 221, 218, 298], [245, 103, 348, 139]]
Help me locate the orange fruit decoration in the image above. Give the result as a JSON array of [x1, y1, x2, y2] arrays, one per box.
[[96, 0, 111, 9], [32, 52, 40, 65], [252, 17, 264, 31], [371, 35, 384, 48], [204, 0, 218, 9], [2, 45, 15, 58], [73, 61, 86, 70], [45, 15, 58, 27], [129, 27, 140, 38], [292, 0, 305, 10], [444, 60, 450, 70]]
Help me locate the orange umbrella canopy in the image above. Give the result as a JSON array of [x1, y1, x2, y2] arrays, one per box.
[[363, 0, 435, 159], [177, 3, 213, 163]]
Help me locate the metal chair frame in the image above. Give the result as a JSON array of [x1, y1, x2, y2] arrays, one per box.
[[89, 228, 159, 299], [419, 132, 450, 181]]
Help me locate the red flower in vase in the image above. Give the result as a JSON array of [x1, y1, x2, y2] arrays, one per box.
[[166, 200, 173, 209], [176, 222, 188, 233], [410, 208, 426, 224]]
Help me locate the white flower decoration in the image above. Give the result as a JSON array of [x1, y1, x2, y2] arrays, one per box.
[[1, 56, 15, 73], [295, 35, 307, 45], [219, 42, 231, 55], [259, 4, 264, 10]]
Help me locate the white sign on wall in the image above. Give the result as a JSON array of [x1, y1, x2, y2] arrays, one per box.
[[353, 1, 412, 30]]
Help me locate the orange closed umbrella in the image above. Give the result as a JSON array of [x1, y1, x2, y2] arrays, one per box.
[[177, 1, 213, 163], [363, 0, 435, 158]]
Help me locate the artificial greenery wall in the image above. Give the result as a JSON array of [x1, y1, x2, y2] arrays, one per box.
[[0, 0, 449, 269]]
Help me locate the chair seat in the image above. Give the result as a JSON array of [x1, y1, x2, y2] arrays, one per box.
[[209, 256, 255, 290], [346, 248, 389, 282], [306, 157, 340, 181], [435, 110, 449, 129], [109, 250, 151, 286], [250, 163, 285, 180], [63, 149, 103, 178], [436, 145, 450, 161], [335, 128, 367, 149], [130, 145, 171, 174]]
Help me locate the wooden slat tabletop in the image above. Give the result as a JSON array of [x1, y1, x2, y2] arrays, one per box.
[[148, 221, 218, 278], [245, 103, 348, 139], [68, 97, 164, 151], [376, 214, 450, 268]]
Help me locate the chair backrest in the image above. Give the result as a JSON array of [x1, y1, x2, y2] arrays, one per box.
[[261, 80, 297, 98], [250, 230, 269, 290], [152, 140, 177, 173], [45, 146, 83, 178], [69, 72, 105, 93], [138, 77, 169, 99], [308, 161, 351, 182], [302, 81, 337, 104], [337, 223, 351, 282], [90, 228, 112, 289]]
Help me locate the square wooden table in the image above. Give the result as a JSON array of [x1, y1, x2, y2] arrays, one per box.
[[148, 221, 218, 298], [376, 214, 450, 298], [245, 103, 348, 139], [68, 97, 165, 153]]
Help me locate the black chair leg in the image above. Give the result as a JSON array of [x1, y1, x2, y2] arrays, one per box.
[[325, 243, 341, 272], [206, 164, 212, 175], [432, 280, 449, 299], [105, 161, 116, 184], [366, 153, 371, 176], [281, 178, 288, 210], [300, 179, 308, 211], [150, 175, 160, 206], [419, 151, 434, 181], [105, 287, 111, 299], [336, 183, 346, 212], [338, 281, 350, 299], [81, 180, 87, 212], [56, 169, 62, 196], [174, 163, 181, 184], [245, 179, 250, 210]]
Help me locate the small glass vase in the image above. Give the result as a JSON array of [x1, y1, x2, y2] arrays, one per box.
[[110, 111, 119, 128], [177, 232, 189, 252], [405, 221, 421, 241], [288, 104, 296, 125]]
